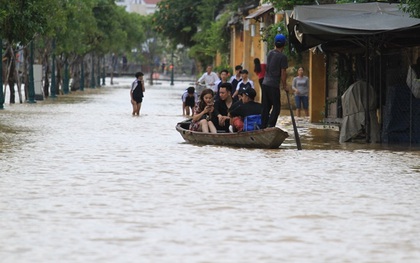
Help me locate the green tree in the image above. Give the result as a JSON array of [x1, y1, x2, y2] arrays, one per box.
[[51, 0, 145, 90], [401, 0, 420, 18], [0, 0, 61, 102], [139, 15, 164, 85], [153, 0, 201, 47], [154, 0, 259, 68], [189, 12, 231, 67]]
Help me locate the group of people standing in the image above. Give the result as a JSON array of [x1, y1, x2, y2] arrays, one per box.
[[185, 33, 309, 133]]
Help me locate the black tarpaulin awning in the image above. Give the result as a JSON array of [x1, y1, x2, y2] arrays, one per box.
[[287, 2, 420, 52]]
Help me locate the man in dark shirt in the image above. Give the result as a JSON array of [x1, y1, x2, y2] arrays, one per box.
[[229, 87, 262, 131], [213, 83, 237, 132], [214, 69, 229, 101], [261, 33, 290, 128]]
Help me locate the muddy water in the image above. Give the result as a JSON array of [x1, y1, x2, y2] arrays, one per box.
[[1, 78, 419, 262]]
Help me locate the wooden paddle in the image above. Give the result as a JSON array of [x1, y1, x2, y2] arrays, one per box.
[[286, 91, 302, 150]]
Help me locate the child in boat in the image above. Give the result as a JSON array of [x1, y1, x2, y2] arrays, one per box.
[[189, 88, 217, 133]]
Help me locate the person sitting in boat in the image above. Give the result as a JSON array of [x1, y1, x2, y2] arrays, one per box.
[[229, 87, 262, 132], [189, 88, 217, 133], [213, 69, 229, 101], [182, 86, 198, 116], [229, 86, 246, 115], [213, 82, 238, 132]]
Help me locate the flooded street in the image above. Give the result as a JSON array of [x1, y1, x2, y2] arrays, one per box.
[[1, 78, 420, 263]]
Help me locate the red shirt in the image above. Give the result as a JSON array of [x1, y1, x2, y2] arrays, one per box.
[[256, 63, 266, 79]]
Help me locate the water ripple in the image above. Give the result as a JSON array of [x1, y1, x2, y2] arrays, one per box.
[[0, 80, 419, 262]]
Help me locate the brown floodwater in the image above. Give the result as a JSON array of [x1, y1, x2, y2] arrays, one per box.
[[1, 78, 419, 262]]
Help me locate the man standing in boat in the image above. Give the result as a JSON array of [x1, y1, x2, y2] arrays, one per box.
[[261, 34, 290, 128]]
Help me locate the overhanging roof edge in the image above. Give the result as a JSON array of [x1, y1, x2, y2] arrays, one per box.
[[245, 5, 274, 20]]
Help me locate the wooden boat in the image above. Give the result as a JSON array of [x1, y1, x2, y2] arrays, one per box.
[[176, 119, 289, 149]]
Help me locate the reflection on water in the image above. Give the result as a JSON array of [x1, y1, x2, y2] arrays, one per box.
[[1, 78, 419, 263]]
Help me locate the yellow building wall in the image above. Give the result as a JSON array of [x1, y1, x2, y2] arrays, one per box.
[[309, 51, 326, 122], [215, 53, 222, 67], [230, 26, 244, 71], [229, 8, 287, 103], [246, 20, 266, 102]]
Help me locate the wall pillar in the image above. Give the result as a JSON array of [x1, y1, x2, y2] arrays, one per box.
[[309, 51, 326, 123]]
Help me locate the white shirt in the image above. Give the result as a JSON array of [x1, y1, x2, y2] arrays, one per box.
[[235, 79, 255, 91], [229, 75, 241, 83], [181, 90, 198, 103], [198, 72, 219, 91]]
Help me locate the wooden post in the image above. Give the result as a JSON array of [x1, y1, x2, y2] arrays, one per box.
[[309, 51, 326, 123]]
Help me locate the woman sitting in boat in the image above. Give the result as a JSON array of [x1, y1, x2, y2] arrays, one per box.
[[189, 88, 217, 133]]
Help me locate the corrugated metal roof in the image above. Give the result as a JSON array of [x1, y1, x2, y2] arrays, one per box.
[[245, 5, 274, 20]]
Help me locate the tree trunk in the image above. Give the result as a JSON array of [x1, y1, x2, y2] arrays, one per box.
[[5, 46, 16, 104], [70, 56, 81, 91], [56, 56, 63, 94], [2, 57, 7, 102], [23, 46, 29, 101]]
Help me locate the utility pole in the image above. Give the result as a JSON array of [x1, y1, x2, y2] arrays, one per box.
[[80, 59, 85, 91], [50, 39, 57, 98], [28, 41, 36, 103], [63, 60, 69, 94], [170, 50, 174, 86], [90, 55, 95, 88]]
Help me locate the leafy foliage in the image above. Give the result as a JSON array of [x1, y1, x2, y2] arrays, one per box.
[[189, 12, 231, 66], [153, 0, 201, 47], [400, 0, 420, 18], [0, 0, 60, 45], [0, 0, 150, 97], [153, 0, 261, 67], [0, 0, 146, 58]]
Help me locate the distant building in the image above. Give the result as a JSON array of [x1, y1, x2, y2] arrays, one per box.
[[115, 0, 161, 15]]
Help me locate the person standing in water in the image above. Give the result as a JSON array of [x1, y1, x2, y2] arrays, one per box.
[[292, 67, 309, 117], [182, 86, 198, 116], [254, 58, 266, 88], [130, 72, 145, 116]]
